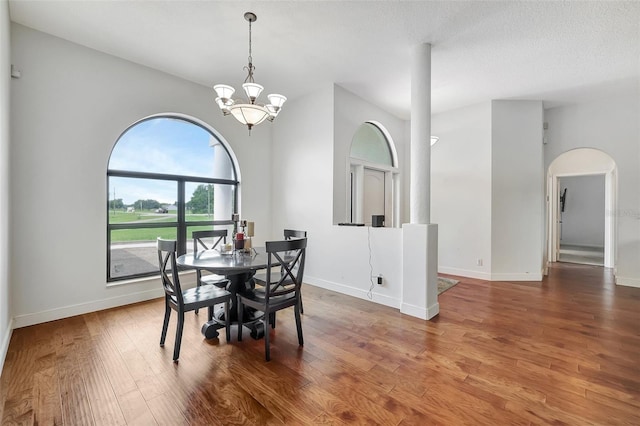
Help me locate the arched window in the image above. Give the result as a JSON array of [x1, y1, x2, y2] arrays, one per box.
[[350, 122, 394, 166], [348, 122, 399, 227], [107, 115, 239, 281]]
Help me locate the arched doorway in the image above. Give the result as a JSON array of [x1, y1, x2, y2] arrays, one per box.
[[547, 148, 617, 269]]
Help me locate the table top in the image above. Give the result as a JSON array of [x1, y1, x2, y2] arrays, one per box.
[[177, 247, 271, 275]]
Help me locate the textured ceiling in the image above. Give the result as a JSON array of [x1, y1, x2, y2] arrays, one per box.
[[8, 1, 640, 119]]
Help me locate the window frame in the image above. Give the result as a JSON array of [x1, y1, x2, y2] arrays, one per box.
[[106, 115, 239, 282]]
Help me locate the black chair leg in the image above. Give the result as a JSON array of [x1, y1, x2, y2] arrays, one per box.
[[237, 296, 244, 341], [269, 312, 276, 329], [264, 316, 271, 361], [224, 301, 230, 342], [195, 273, 201, 315], [160, 302, 171, 346], [295, 304, 303, 346], [300, 296, 304, 315], [208, 305, 214, 322], [173, 311, 184, 361]]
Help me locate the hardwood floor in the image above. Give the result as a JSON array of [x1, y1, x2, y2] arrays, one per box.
[[1, 263, 639, 425]]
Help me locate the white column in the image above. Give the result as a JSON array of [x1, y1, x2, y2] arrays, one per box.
[[402, 43, 438, 321], [402, 223, 439, 319], [410, 43, 431, 224], [210, 137, 233, 221]]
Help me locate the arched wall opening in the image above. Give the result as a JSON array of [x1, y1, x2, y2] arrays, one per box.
[[347, 121, 400, 227], [547, 148, 617, 269]]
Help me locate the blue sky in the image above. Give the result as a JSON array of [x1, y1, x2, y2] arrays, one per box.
[[108, 118, 232, 205]]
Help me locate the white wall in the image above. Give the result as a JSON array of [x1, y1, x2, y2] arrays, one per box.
[[0, 0, 12, 372], [491, 100, 544, 280], [559, 175, 605, 247], [272, 85, 405, 308], [431, 102, 492, 279], [432, 100, 545, 281], [545, 93, 640, 286], [9, 24, 273, 327]]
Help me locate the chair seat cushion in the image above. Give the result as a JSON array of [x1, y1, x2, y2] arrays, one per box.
[[241, 289, 297, 306], [183, 284, 230, 307]]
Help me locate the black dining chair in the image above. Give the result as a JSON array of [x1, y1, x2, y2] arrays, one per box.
[[284, 230, 307, 313], [284, 229, 307, 240], [237, 238, 307, 361], [157, 238, 232, 362], [193, 229, 229, 289], [253, 229, 308, 319], [193, 230, 229, 315]]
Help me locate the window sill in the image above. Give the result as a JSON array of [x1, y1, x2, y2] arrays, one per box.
[[106, 269, 195, 288]]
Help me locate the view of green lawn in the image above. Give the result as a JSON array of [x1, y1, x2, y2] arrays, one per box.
[[109, 210, 219, 242]]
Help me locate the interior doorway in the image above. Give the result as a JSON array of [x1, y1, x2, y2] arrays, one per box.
[[362, 168, 386, 225], [557, 175, 605, 266], [547, 148, 617, 270]]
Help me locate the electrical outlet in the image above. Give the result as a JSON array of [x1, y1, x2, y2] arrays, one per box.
[[477, 258, 483, 266], [377, 274, 383, 285]]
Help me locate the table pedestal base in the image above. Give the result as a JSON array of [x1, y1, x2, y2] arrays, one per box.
[[190, 268, 267, 340], [201, 321, 221, 339], [200, 309, 266, 340], [249, 322, 265, 340]]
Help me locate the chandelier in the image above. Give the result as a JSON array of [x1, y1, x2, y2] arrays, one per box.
[[213, 12, 286, 134]]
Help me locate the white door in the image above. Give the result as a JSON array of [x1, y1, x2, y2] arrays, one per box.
[[363, 168, 385, 226]]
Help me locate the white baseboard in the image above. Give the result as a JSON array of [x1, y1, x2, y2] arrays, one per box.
[[305, 276, 442, 321], [560, 243, 604, 249], [12, 288, 164, 329], [438, 266, 492, 280], [0, 319, 13, 377], [490, 272, 543, 281], [615, 275, 640, 288], [304, 276, 400, 309], [438, 266, 542, 282], [400, 302, 439, 320]]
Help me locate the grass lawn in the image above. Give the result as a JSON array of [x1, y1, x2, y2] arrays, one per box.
[[111, 228, 177, 242], [111, 224, 219, 242], [109, 210, 226, 242], [108, 210, 216, 224]]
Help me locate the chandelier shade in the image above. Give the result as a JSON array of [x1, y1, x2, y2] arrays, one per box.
[[242, 83, 264, 101], [213, 12, 286, 134], [268, 94, 287, 109], [229, 104, 271, 128], [213, 84, 235, 102]]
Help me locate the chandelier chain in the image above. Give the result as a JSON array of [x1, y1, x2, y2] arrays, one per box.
[[244, 18, 255, 84], [248, 17, 252, 64]]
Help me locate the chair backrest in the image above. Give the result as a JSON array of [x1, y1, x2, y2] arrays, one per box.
[[157, 238, 184, 307], [282, 230, 306, 275], [193, 229, 227, 254], [264, 238, 307, 301], [284, 229, 307, 240]]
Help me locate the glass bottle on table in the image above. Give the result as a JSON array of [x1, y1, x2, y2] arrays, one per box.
[[235, 232, 245, 250]]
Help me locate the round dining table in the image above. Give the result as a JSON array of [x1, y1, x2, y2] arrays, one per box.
[[177, 247, 272, 339]]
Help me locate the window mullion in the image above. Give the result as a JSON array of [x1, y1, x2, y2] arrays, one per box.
[[177, 180, 187, 255]]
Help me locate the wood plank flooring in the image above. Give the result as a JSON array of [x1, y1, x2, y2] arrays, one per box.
[[1, 263, 639, 425]]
